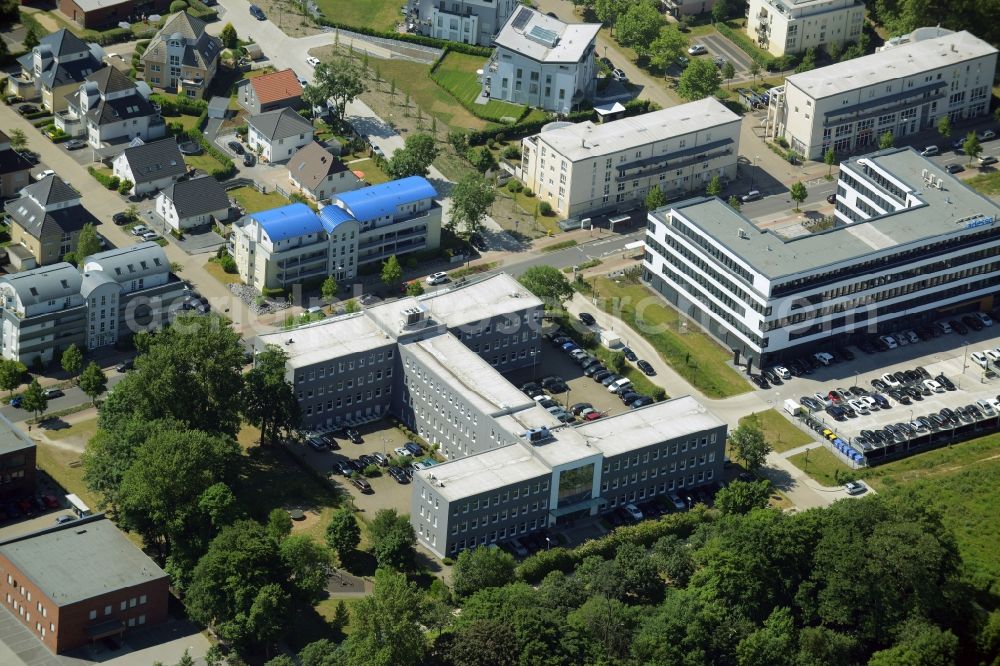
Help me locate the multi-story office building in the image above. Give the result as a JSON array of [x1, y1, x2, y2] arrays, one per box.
[[0, 413, 36, 502], [519, 99, 741, 218], [0, 515, 169, 653], [765, 29, 998, 160], [260, 273, 724, 558], [257, 273, 543, 432], [412, 396, 727, 558], [484, 7, 600, 114], [411, 0, 520, 46], [0, 242, 187, 364], [233, 177, 441, 291], [746, 0, 865, 56], [643, 147, 1000, 365]]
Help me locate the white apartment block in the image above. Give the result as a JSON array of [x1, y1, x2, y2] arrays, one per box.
[[766, 29, 998, 161], [643, 147, 1000, 365], [519, 99, 741, 219], [747, 0, 864, 56], [412, 0, 520, 46], [233, 177, 441, 291], [484, 7, 600, 114]]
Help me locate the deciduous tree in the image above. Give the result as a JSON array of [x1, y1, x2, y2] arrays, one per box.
[[677, 58, 722, 101], [386, 133, 438, 179], [341, 569, 427, 666], [648, 26, 688, 76], [267, 507, 292, 541], [645, 184, 666, 210], [449, 172, 495, 235], [615, 1, 661, 53], [715, 479, 772, 514], [452, 546, 517, 600], [937, 115, 951, 138], [74, 223, 101, 267], [7, 128, 26, 151], [60, 343, 82, 381], [517, 265, 574, 310], [964, 131, 982, 165], [241, 344, 300, 445], [0, 359, 25, 396], [729, 420, 772, 470], [824, 147, 836, 176], [280, 534, 332, 603], [78, 361, 107, 405], [21, 378, 46, 421], [879, 130, 895, 149], [368, 508, 416, 571], [321, 275, 338, 302], [326, 506, 360, 561], [310, 58, 366, 123], [706, 175, 723, 197], [220, 23, 238, 49], [790, 181, 807, 212], [381, 255, 402, 291]]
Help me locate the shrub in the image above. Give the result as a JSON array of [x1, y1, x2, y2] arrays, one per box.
[[502, 145, 521, 160], [515, 547, 577, 584], [169, 0, 188, 12], [523, 188, 534, 197], [506, 180, 523, 193], [218, 255, 238, 273], [88, 167, 114, 188], [117, 179, 133, 194], [442, 557, 455, 566], [538, 201, 552, 216], [170, 229, 184, 240], [108, 176, 121, 190], [262, 286, 287, 298], [362, 464, 381, 477]]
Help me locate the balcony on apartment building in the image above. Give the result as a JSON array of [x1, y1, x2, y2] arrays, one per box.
[[358, 224, 429, 251], [615, 140, 735, 182]]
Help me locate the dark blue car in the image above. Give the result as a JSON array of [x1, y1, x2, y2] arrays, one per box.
[[9, 396, 21, 408]]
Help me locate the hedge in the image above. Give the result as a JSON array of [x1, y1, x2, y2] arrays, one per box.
[[465, 98, 655, 146], [515, 505, 715, 583], [185, 0, 218, 20], [151, 93, 207, 117], [187, 128, 236, 180], [314, 17, 492, 56]]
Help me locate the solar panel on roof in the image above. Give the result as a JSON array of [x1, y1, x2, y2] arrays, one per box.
[[511, 7, 532, 30], [527, 25, 560, 47]]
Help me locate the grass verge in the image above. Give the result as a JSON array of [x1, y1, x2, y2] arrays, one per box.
[[589, 277, 749, 398], [313, 0, 400, 32], [204, 258, 242, 285], [432, 51, 528, 123], [348, 158, 390, 185], [966, 170, 1000, 195], [450, 261, 498, 279], [35, 440, 101, 511], [740, 409, 813, 454], [542, 239, 578, 253], [230, 185, 291, 213]]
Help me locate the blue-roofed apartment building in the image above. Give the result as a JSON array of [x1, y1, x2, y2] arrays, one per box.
[[232, 176, 441, 291]]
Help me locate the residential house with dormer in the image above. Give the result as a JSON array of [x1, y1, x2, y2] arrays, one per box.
[[141, 12, 222, 98], [58, 67, 166, 151], [0, 132, 33, 200], [111, 138, 186, 195], [11, 30, 104, 113], [247, 108, 314, 163], [287, 141, 361, 203], [4, 176, 99, 269]]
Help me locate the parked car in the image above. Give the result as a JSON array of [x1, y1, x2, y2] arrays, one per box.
[[979, 155, 998, 167], [621, 347, 637, 362], [570, 402, 593, 416], [426, 271, 449, 285], [741, 189, 763, 203], [623, 503, 644, 521], [351, 477, 373, 493], [688, 44, 707, 55], [611, 68, 627, 82], [404, 442, 423, 456], [979, 129, 997, 141], [305, 56, 320, 67], [227, 140, 245, 155], [130, 224, 150, 237], [946, 163, 965, 174], [249, 4, 266, 19], [35, 169, 55, 181], [773, 365, 791, 380], [140, 231, 161, 242], [65, 139, 86, 150], [388, 466, 409, 483], [919, 145, 939, 156], [43, 388, 64, 399], [243, 153, 256, 167], [636, 359, 655, 375], [578, 312, 596, 326]]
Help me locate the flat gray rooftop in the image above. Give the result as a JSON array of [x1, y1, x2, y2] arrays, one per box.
[[421, 273, 542, 329], [787, 30, 996, 99], [0, 414, 33, 458], [258, 313, 394, 370], [660, 148, 1000, 281], [0, 516, 167, 607], [576, 396, 726, 457], [405, 333, 534, 416], [414, 442, 551, 502]]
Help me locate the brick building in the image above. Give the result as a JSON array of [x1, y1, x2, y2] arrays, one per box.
[[0, 515, 169, 653]]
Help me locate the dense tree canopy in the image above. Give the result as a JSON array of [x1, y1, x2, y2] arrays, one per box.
[[517, 266, 574, 310]]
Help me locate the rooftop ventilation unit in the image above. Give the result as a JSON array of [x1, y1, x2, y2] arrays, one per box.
[[738, 228, 749, 239], [402, 306, 426, 327], [522, 427, 553, 444]]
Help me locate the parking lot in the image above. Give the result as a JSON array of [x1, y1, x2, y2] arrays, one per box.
[[697, 33, 756, 75], [755, 317, 1000, 460]]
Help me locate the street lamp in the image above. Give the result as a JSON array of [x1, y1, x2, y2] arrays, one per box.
[[545, 537, 551, 551]]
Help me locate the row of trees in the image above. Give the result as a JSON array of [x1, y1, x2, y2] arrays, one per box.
[[254, 488, 998, 666]]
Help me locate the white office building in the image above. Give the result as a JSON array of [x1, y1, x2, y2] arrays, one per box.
[[643, 147, 1000, 365], [746, 0, 865, 56], [411, 0, 520, 46], [519, 99, 742, 218], [765, 29, 998, 160], [484, 7, 600, 114]]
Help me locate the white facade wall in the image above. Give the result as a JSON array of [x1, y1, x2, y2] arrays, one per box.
[[746, 0, 864, 56], [490, 48, 595, 114]]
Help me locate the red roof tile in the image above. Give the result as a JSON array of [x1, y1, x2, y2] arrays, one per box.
[[251, 68, 303, 105]]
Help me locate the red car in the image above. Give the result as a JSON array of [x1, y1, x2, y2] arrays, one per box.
[[43, 494, 58, 509]]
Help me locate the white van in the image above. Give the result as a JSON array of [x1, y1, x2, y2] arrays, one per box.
[[783, 398, 802, 416]]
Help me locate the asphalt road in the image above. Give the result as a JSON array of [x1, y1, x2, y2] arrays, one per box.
[[0, 372, 127, 422]]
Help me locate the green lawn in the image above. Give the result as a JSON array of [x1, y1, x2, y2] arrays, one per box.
[[787, 433, 1000, 594], [204, 258, 241, 285], [313, 0, 401, 31], [433, 52, 528, 123], [740, 409, 813, 453], [588, 277, 750, 398], [348, 158, 390, 185], [230, 185, 291, 213], [184, 152, 226, 176], [966, 170, 1000, 195]]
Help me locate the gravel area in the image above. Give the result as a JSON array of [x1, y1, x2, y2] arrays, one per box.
[[230, 283, 292, 315]]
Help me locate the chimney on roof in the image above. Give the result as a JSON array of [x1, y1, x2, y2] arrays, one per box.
[[581, 138, 586, 148]]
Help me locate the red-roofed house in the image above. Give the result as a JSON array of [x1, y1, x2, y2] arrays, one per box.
[[237, 69, 304, 115]]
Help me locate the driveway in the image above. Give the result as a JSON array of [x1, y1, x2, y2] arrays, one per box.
[[699, 33, 755, 75]]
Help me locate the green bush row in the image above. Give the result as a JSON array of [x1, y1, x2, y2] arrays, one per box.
[[184, 0, 219, 21], [464, 98, 655, 146], [516, 507, 714, 583], [186, 128, 236, 180], [151, 93, 208, 117], [314, 18, 492, 56]]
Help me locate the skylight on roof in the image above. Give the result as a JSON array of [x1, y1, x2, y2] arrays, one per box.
[[527, 25, 560, 48]]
